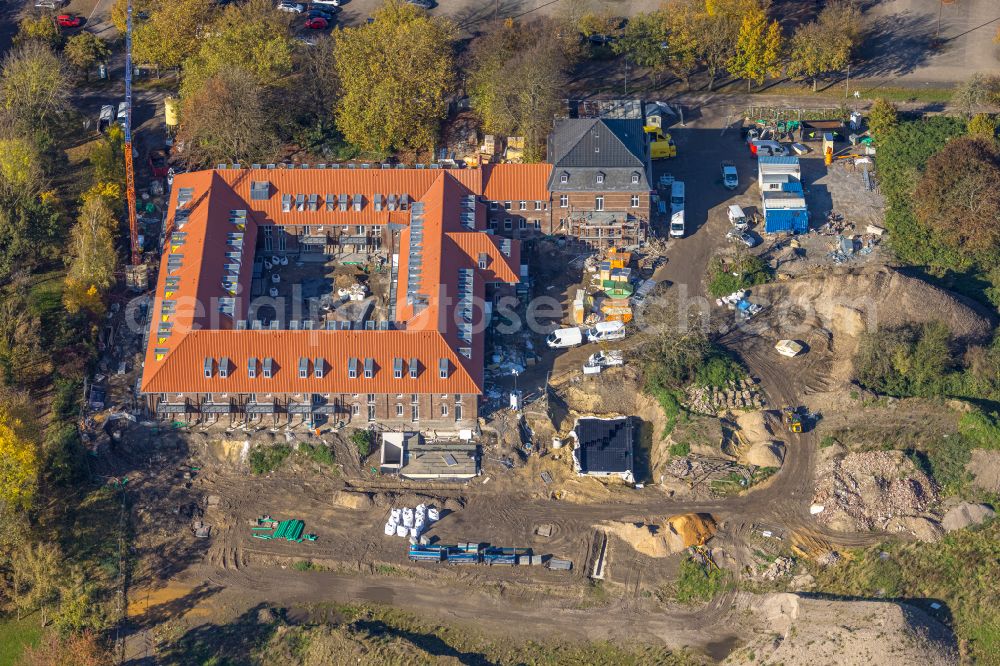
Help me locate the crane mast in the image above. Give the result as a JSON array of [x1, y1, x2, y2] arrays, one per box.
[[124, 0, 139, 266]]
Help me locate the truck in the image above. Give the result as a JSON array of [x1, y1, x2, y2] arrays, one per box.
[[721, 161, 738, 189], [582, 350, 624, 374], [644, 125, 677, 159], [669, 180, 685, 237], [727, 204, 749, 231], [98, 104, 114, 132], [586, 320, 626, 342], [546, 327, 584, 349]]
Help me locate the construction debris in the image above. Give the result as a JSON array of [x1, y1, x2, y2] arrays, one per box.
[[686, 379, 765, 414]]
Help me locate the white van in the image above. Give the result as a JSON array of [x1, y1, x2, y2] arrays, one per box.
[[546, 327, 584, 348], [669, 180, 685, 237], [750, 140, 786, 157], [586, 321, 626, 342], [727, 204, 748, 231]]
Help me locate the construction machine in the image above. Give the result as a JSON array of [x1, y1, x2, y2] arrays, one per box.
[[782, 408, 803, 433], [645, 125, 676, 159]]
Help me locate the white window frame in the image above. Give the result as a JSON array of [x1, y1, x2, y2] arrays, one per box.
[[559, 195, 568, 208], [631, 194, 640, 208], [595, 196, 605, 211]]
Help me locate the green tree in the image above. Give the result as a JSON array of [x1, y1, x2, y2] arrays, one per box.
[[727, 6, 783, 91], [333, 0, 455, 157], [13, 16, 62, 50], [0, 42, 70, 132], [11, 542, 61, 624], [866, 98, 898, 144], [180, 0, 294, 99], [133, 0, 217, 70], [89, 125, 126, 190], [64, 195, 118, 314], [0, 137, 45, 201], [64, 33, 111, 80], [612, 11, 672, 83], [968, 113, 998, 141]]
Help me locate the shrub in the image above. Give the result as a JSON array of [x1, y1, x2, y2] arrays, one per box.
[[674, 557, 728, 603], [248, 444, 291, 474], [299, 442, 335, 467], [694, 355, 742, 388], [349, 429, 371, 458], [706, 253, 770, 298], [668, 441, 690, 458]]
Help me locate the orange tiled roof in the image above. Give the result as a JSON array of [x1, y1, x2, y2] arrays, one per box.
[[482, 163, 552, 202], [141, 165, 530, 397]]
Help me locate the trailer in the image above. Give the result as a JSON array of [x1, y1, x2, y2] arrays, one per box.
[[408, 545, 446, 562], [483, 547, 531, 566]]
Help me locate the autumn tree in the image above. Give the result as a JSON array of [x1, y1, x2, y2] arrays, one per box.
[[21, 629, 113, 666], [727, 6, 783, 90], [468, 21, 567, 161], [0, 137, 45, 201], [179, 69, 279, 167], [89, 125, 126, 192], [64, 33, 111, 80], [867, 98, 898, 144], [0, 42, 70, 132], [64, 195, 118, 314], [13, 16, 62, 49], [952, 72, 1000, 118], [10, 542, 61, 625], [333, 0, 455, 157], [788, 0, 862, 91], [913, 137, 1000, 267], [0, 397, 40, 516], [133, 0, 216, 71], [662, 0, 702, 89], [180, 0, 294, 99]]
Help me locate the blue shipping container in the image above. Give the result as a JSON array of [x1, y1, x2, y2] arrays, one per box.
[[764, 208, 809, 234]]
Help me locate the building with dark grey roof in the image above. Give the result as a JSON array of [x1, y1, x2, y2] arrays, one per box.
[[571, 416, 635, 483], [547, 118, 652, 249]]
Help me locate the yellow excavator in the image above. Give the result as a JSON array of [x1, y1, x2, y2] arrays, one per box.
[[782, 408, 803, 433], [645, 125, 677, 159]]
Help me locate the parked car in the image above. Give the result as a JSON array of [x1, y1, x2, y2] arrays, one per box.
[[721, 161, 738, 189], [582, 350, 624, 375], [727, 204, 749, 231], [57, 14, 82, 27], [727, 229, 759, 248], [304, 16, 328, 28], [586, 321, 626, 343], [34, 0, 62, 9], [406, 0, 433, 7], [669, 180, 685, 238], [306, 7, 336, 18], [277, 2, 304, 12], [116, 101, 128, 124], [311, 0, 341, 5]]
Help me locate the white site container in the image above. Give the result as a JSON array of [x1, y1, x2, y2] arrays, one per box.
[[395, 524, 408, 537], [427, 507, 440, 522], [384, 521, 397, 536]]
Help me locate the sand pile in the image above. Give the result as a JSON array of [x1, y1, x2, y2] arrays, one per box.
[[601, 513, 716, 558], [753, 266, 993, 387], [745, 441, 785, 467]]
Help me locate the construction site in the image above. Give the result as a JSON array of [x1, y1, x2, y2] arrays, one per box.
[[87, 97, 992, 664]]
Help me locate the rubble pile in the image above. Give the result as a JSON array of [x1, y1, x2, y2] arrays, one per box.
[[813, 450, 938, 531], [685, 379, 765, 414], [761, 556, 794, 581]]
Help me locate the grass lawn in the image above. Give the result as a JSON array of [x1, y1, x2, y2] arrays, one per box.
[[0, 615, 43, 663]]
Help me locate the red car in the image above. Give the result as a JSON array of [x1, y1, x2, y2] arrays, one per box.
[[57, 15, 82, 28], [304, 17, 328, 29]]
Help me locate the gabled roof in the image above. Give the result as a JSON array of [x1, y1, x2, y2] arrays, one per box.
[[482, 163, 552, 202], [547, 118, 650, 191], [141, 166, 524, 397]]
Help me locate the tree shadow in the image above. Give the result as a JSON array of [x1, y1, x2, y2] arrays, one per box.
[[352, 618, 499, 666], [135, 603, 281, 666], [854, 12, 937, 78]]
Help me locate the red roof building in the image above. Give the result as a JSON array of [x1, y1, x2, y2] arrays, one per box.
[[141, 165, 543, 429]]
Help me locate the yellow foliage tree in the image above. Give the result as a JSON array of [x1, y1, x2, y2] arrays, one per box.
[[0, 402, 40, 514]]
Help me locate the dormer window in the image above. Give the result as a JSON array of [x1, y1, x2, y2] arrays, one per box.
[[363, 358, 374, 379], [262, 357, 274, 379], [203, 357, 213, 378], [219, 358, 230, 378], [248, 357, 258, 378], [393, 358, 404, 379], [559, 172, 569, 184], [298, 357, 309, 379], [596, 172, 605, 184], [348, 357, 358, 379], [409, 358, 418, 379], [438, 358, 449, 379], [631, 171, 640, 184], [314, 358, 324, 378]]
